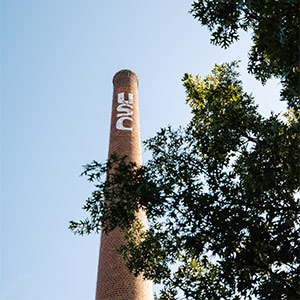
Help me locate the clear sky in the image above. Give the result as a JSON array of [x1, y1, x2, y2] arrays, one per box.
[[1, 1, 286, 299]]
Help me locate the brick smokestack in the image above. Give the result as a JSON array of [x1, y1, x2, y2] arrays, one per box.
[[95, 70, 154, 300]]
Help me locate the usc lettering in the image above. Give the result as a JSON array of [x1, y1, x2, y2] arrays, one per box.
[[116, 92, 133, 131]]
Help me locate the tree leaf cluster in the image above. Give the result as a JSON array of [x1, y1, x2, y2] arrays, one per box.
[[70, 63, 300, 300], [190, 0, 300, 109]]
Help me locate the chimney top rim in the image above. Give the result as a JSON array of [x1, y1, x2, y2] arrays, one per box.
[[113, 69, 139, 86]]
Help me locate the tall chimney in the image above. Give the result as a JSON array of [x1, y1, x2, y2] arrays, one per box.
[[95, 70, 154, 300]]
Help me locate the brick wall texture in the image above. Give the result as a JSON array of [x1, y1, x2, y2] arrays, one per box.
[[95, 70, 154, 300]]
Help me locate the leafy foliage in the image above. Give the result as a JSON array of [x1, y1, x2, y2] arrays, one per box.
[[70, 63, 300, 300], [190, 0, 300, 109]]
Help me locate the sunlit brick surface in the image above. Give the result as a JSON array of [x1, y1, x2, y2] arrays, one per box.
[[95, 70, 154, 300]]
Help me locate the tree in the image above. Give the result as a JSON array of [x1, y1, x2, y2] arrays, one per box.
[[70, 62, 300, 300], [190, 0, 300, 110], [70, 1, 300, 299]]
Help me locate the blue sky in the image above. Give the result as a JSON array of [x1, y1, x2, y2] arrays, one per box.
[[1, 0, 286, 299]]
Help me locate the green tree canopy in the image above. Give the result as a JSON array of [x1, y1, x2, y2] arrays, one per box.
[[70, 62, 300, 300], [190, 0, 300, 109], [71, 2, 300, 298]]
